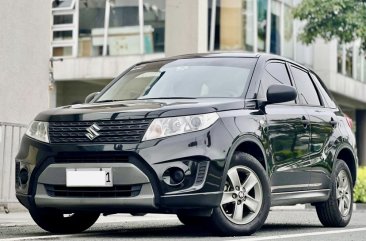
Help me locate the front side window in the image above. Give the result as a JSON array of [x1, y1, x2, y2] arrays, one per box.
[[257, 62, 292, 100], [96, 58, 257, 101], [290, 66, 321, 106]]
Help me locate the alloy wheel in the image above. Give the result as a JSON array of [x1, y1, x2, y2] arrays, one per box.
[[220, 165, 263, 224], [336, 170, 352, 216]]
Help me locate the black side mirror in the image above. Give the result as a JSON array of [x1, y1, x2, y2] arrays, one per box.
[[85, 92, 100, 103], [266, 84, 297, 104]]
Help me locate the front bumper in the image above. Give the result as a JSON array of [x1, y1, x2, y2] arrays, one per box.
[[15, 120, 232, 213]]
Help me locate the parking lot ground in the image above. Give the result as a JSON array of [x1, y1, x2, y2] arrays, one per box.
[[0, 209, 365, 241]]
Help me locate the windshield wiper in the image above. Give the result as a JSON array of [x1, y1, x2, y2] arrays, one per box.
[[94, 100, 118, 103], [138, 97, 197, 100]]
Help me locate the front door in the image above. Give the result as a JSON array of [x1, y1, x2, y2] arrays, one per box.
[[265, 104, 311, 193], [258, 61, 311, 193]]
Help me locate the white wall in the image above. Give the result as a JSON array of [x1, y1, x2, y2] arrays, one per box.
[[0, 1, 51, 125]]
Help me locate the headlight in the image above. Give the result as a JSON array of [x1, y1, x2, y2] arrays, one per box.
[[142, 113, 219, 141], [25, 121, 49, 143]]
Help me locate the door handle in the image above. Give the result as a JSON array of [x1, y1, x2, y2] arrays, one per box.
[[330, 118, 338, 127], [301, 116, 309, 129]]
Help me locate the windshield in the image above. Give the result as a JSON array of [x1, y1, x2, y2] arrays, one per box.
[[96, 57, 257, 102]]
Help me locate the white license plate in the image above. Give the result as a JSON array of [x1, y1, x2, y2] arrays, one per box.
[[66, 168, 113, 187]]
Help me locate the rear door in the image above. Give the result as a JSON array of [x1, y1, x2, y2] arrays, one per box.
[[260, 61, 311, 193]]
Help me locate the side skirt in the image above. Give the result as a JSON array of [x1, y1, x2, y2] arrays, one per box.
[[271, 189, 330, 206]]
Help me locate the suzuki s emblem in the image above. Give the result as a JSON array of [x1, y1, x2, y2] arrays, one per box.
[[85, 123, 101, 140]]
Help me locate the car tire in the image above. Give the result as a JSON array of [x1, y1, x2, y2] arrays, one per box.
[[208, 152, 270, 236], [315, 159, 353, 227], [176, 214, 210, 226], [29, 208, 100, 234]]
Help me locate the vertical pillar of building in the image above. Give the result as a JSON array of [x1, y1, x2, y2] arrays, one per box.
[[165, 0, 208, 57], [220, 0, 243, 50], [356, 110, 366, 166]]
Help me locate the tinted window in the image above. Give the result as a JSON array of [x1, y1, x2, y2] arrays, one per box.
[[265, 62, 292, 86], [290, 66, 321, 106], [309, 73, 337, 108], [257, 62, 293, 101]]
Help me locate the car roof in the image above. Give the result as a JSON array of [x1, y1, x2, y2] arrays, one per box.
[[138, 52, 310, 71]]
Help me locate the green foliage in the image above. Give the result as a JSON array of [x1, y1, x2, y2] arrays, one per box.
[[354, 167, 366, 203], [293, 0, 366, 51]]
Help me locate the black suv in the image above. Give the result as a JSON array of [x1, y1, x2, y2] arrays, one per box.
[[16, 53, 358, 236]]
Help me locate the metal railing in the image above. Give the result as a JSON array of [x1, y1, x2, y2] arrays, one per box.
[[0, 122, 27, 213]]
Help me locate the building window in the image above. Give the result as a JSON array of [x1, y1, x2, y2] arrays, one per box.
[[78, 0, 106, 57], [144, 0, 165, 53], [345, 46, 353, 78], [283, 2, 294, 59], [52, 0, 165, 57], [257, 0, 267, 52], [270, 0, 281, 54]]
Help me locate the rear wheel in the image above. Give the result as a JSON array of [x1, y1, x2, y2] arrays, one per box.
[[315, 159, 353, 227], [29, 208, 99, 234], [208, 152, 270, 236]]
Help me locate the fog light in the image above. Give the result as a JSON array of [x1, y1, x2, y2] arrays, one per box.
[[163, 167, 185, 186], [19, 168, 29, 185]]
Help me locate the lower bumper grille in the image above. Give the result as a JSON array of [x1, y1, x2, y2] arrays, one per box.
[[45, 184, 142, 198]]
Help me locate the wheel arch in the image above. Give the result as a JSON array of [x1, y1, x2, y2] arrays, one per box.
[[220, 135, 268, 191], [334, 145, 358, 186]]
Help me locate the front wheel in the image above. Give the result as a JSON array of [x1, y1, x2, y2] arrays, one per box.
[[315, 159, 353, 227], [29, 208, 100, 234], [208, 152, 270, 236]]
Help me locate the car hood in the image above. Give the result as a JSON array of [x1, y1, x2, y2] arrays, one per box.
[[35, 98, 244, 122]]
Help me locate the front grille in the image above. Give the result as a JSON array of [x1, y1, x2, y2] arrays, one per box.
[[45, 184, 142, 198], [54, 152, 129, 163], [49, 119, 152, 144]]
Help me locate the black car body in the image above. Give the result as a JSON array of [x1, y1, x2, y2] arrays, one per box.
[[15, 53, 358, 235]]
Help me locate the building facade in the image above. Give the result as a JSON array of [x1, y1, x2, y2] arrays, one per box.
[[50, 0, 366, 165]]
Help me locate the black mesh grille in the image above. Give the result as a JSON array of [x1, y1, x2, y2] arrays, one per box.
[[54, 152, 129, 163], [44, 184, 142, 198], [49, 119, 152, 144]]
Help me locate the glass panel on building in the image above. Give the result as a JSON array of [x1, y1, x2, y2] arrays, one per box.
[[144, 0, 165, 53], [337, 43, 342, 73], [78, 0, 106, 57], [53, 46, 73, 57], [216, 0, 254, 51], [354, 44, 363, 81], [53, 14, 73, 25], [345, 46, 353, 78], [270, 0, 281, 54], [53, 0, 76, 9], [108, 0, 140, 56], [53, 30, 73, 41], [257, 0, 267, 52], [283, 2, 294, 59]]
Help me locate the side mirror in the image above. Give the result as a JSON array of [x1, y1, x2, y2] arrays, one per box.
[[266, 84, 297, 104], [85, 92, 100, 103]]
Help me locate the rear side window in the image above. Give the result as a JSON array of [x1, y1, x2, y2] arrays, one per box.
[[290, 66, 321, 106], [257, 62, 293, 100], [309, 73, 337, 109]]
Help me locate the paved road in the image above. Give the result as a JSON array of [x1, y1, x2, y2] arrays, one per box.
[[0, 208, 365, 240]]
